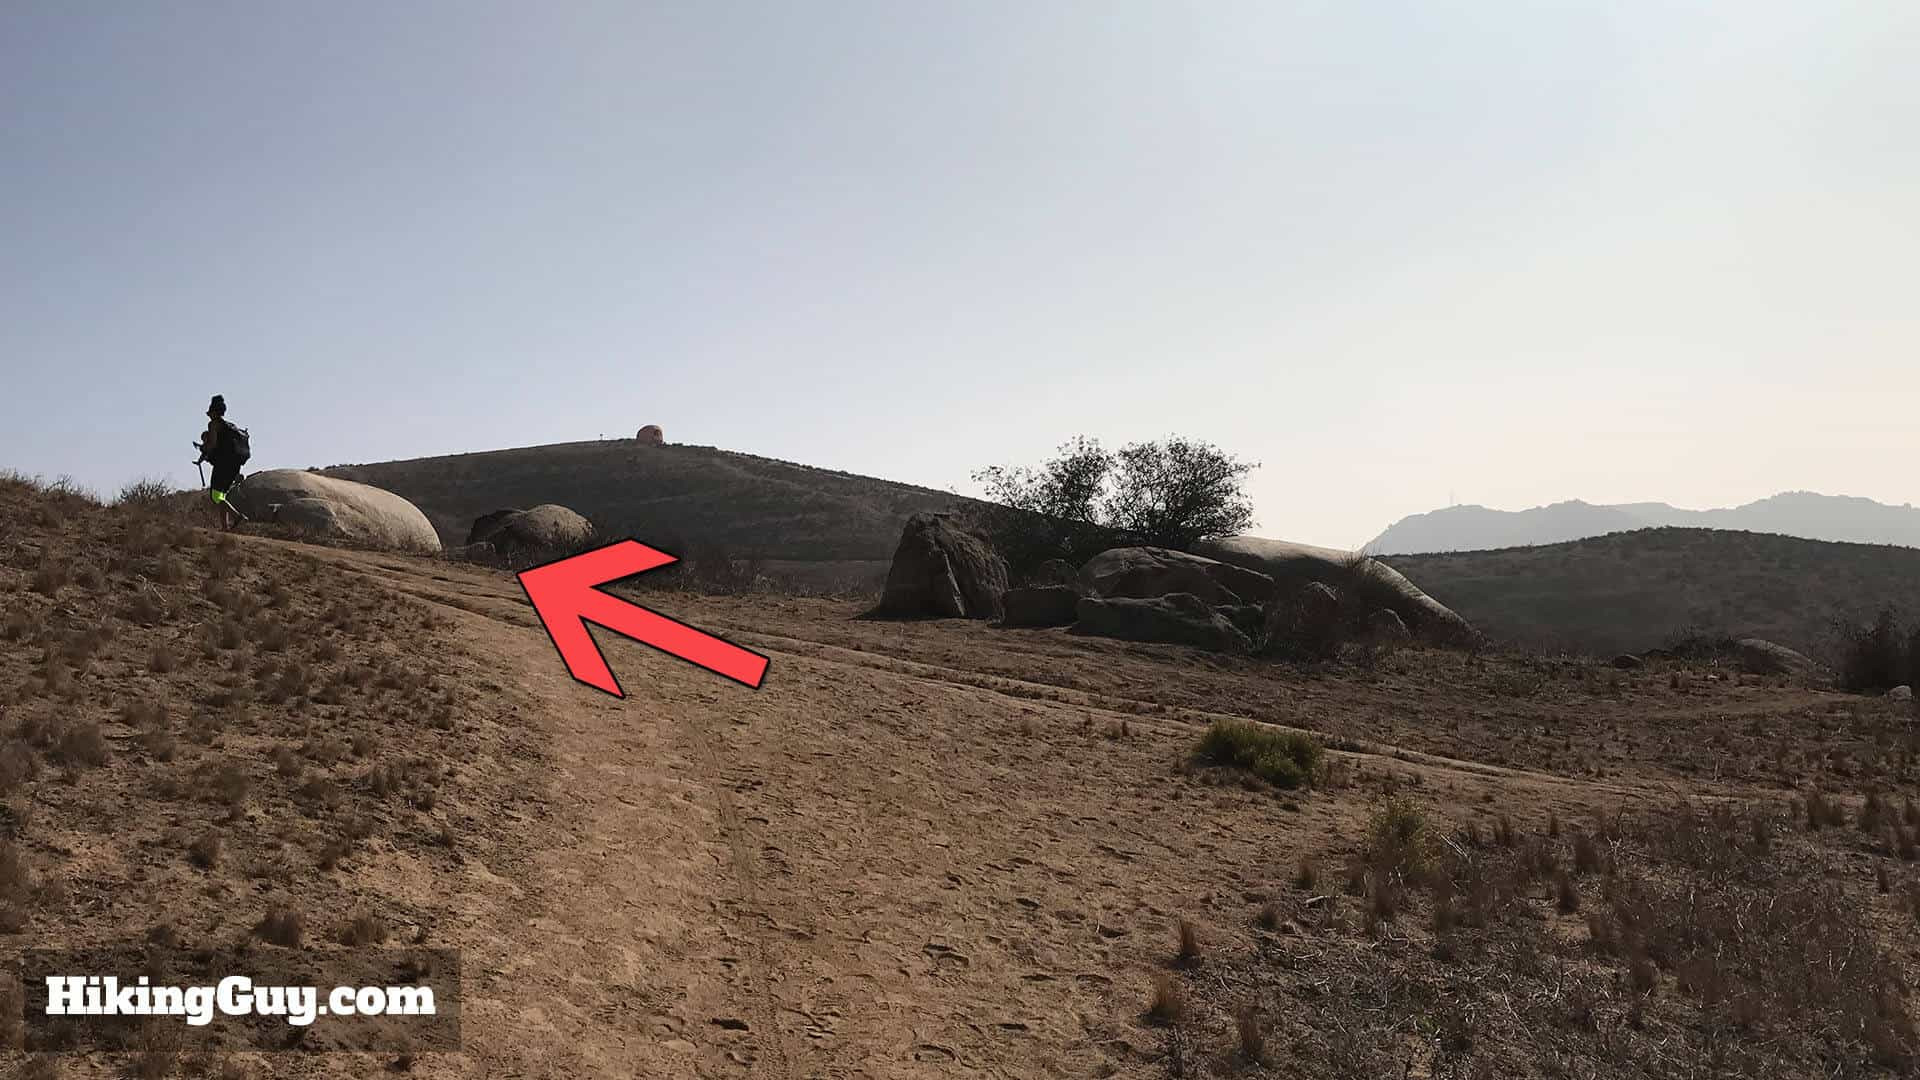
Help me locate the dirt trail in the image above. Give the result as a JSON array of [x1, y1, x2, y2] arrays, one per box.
[[285, 542, 1752, 1078]]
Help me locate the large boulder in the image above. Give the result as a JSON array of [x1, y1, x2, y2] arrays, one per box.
[[1262, 581, 1343, 659], [1074, 593, 1252, 653], [636, 425, 665, 445], [233, 471, 441, 553], [1079, 547, 1276, 605], [1001, 586, 1081, 628], [468, 504, 595, 552], [466, 509, 518, 546], [876, 513, 1009, 619], [1027, 559, 1079, 589], [1734, 637, 1826, 680], [1194, 535, 1474, 643]]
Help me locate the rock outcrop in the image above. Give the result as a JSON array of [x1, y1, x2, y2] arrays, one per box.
[[1194, 535, 1474, 642], [233, 470, 441, 553], [1079, 547, 1276, 605], [1261, 581, 1342, 659], [1074, 593, 1251, 653], [1001, 586, 1081, 628], [636, 425, 665, 445], [875, 513, 1009, 619]]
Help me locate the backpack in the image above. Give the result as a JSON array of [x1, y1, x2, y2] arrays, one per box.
[[215, 418, 252, 467]]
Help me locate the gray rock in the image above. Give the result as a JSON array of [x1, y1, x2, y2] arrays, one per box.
[[1263, 581, 1342, 659], [1079, 546, 1276, 605], [1001, 586, 1081, 628], [1612, 653, 1644, 670], [1734, 637, 1826, 679], [1027, 558, 1079, 589], [234, 470, 441, 553], [1889, 685, 1914, 701], [1216, 603, 1266, 642], [876, 513, 1009, 619], [469, 504, 595, 553], [1194, 535, 1475, 644], [1368, 609, 1412, 644], [1073, 593, 1252, 653]]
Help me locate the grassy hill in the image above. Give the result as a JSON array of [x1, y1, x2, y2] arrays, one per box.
[[1385, 526, 1920, 657], [321, 439, 982, 562]]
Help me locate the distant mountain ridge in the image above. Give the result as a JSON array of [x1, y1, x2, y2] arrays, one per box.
[[1367, 492, 1920, 554]]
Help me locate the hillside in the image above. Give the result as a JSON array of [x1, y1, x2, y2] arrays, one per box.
[[1385, 526, 1920, 656], [321, 438, 982, 561], [1369, 491, 1920, 554], [6, 475, 1919, 1076]]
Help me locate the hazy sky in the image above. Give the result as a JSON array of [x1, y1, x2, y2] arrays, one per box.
[[4, 1, 1914, 547]]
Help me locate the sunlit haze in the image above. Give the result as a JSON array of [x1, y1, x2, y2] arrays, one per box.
[[4, 1, 1914, 546]]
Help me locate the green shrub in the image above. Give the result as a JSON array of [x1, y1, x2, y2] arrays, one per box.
[[1195, 719, 1322, 789]]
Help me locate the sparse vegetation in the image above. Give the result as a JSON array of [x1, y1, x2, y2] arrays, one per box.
[[1832, 606, 1915, 693], [1194, 719, 1323, 790], [1389, 528, 1920, 658]]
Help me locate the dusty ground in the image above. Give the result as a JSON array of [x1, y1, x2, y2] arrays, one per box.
[[3, 480, 1917, 1078]]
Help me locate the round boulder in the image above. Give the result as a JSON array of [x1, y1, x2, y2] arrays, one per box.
[[636, 425, 665, 445], [233, 470, 440, 553], [1073, 593, 1251, 653], [1734, 638, 1826, 680], [469, 504, 595, 553], [1080, 546, 1276, 605]]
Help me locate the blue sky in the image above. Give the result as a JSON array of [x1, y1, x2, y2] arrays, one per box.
[[3, 1, 1914, 547]]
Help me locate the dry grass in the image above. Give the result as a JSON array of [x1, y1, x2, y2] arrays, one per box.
[[253, 907, 304, 948], [1387, 527, 1920, 659], [1146, 973, 1187, 1025]]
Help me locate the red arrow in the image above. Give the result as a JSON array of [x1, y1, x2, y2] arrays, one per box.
[[517, 540, 769, 696]]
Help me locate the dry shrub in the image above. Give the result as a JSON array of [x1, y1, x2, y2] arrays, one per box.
[[30, 559, 70, 597], [1146, 973, 1187, 1025], [51, 722, 108, 768], [336, 911, 386, 946], [1175, 918, 1202, 965], [254, 907, 304, 948], [1235, 1006, 1265, 1063]]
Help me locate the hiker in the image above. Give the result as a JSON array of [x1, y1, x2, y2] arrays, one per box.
[[193, 394, 250, 529]]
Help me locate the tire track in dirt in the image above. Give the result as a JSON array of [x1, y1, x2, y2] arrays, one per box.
[[676, 709, 800, 1080]]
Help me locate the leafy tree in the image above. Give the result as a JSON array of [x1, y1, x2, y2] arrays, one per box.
[[1104, 436, 1257, 550], [972, 435, 1258, 575], [971, 437, 1123, 572]]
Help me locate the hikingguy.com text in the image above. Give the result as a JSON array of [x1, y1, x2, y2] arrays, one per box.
[[43, 974, 435, 1027]]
